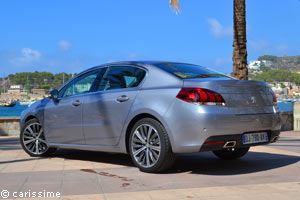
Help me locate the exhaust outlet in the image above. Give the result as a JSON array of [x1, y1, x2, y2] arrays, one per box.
[[272, 136, 280, 143], [223, 141, 236, 148]]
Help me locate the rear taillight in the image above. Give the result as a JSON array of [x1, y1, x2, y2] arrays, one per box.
[[176, 88, 226, 106], [273, 93, 277, 103]]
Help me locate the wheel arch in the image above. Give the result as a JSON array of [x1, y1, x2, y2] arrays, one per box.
[[124, 113, 173, 153], [21, 114, 40, 131], [24, 115, 38, 123]]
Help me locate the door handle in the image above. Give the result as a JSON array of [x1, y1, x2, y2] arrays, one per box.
[[72, 100, 82, 106], [116, 95, 129, 102]]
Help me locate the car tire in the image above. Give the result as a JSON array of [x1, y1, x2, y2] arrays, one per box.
[[20, 118, 56, 157], [213, 147, 250, 160], [129, 118, 175, 173]]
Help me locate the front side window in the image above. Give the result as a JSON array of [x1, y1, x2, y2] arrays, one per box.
[[98, 66, 146, 91], [63, 71, 99, 97]]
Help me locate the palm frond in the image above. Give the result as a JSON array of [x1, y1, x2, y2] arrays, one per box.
[[170, 0, 180, 14]]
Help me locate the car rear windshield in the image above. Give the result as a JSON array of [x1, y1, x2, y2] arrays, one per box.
[[155, 63, 231, 79]]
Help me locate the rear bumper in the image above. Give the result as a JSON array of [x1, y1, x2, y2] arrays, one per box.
[[163, 99, 281, 153], [199, 130, 280, 152]]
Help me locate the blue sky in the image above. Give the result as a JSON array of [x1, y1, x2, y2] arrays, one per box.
[[0, 0, 299, 75]]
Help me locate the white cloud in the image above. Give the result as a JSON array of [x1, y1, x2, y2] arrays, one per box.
[[9, 48, 41, 65], [58, 40, 72, 51], [207, 18, 232, 39], [0, 48, 91, 74]]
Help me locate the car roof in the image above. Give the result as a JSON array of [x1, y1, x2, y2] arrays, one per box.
[[79, 60, 195, 75], [105, 60, 194, 66]]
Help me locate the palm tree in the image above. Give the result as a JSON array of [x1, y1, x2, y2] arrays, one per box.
[[170, 0, 248, 80]]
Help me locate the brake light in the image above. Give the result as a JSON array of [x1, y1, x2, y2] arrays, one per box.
[[176, 88, 226, 106], [273, 93, 277, 103]]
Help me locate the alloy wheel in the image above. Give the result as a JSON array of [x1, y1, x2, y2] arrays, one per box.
[[22, 122, 48, 155], [131, 124, 161, 168]]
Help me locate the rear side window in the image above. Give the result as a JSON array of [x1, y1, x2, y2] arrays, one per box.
[[98, 66, 146, 91], [155, 63, 231, 79]]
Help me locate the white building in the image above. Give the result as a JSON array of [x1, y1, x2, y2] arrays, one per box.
[[248, 60, 273, 70], [7, 85, 23, 94], [248, 61, 261, 70]]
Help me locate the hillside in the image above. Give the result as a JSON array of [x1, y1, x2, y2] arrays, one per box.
[[0, 72, 75, 93], [258, 55, 300, 71], [249, 69, 300, 85]]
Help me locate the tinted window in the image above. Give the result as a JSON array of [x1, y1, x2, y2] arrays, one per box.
[[155, 63, 231, 79], [63, 71, 99, 97], [98, 66, 146, 91]]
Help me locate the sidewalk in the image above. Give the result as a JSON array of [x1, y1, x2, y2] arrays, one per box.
[[0, 131, 299, 200]]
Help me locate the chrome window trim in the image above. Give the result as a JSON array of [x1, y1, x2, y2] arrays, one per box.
[[58, 67, 106, 100], [96, 64, 148, 92]]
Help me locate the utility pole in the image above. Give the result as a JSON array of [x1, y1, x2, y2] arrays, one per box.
[[63, 73, 65, 84]]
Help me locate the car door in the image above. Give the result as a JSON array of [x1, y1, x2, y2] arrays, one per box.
[[83, 65, 147, 146], [44, 70, 100, 144]]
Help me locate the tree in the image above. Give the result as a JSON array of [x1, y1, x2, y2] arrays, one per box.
[[258, 55, 279, 62], [232, 0, 248, 80], [170, 0, 248, 80], [40, 84, 51, 90], [170, 0, 180, 13]]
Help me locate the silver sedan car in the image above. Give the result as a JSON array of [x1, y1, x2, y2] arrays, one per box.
[[20, 61, 281, 172]]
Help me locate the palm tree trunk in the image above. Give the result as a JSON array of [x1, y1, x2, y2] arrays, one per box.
[[233, 0, 248, 80]]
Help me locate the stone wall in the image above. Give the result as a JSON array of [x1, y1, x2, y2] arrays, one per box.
[[280, 112, 293, 131], [293, 102, 300, 131], [0, 117, 20, 136]]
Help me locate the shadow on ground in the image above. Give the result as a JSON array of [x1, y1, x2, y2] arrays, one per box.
[[169, 151, 300, 175], [1, 137, 299, 175], [54, 149, 135, 167], [53, 149, 300, 176]]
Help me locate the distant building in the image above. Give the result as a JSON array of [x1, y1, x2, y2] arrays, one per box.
[[248, 60, 272, 70], [248, 61, 261, 70], [271, 85, 282, 93], [261, 60, 272, 67], [293, 91, 300, 96], [7, 85, 23, 94]]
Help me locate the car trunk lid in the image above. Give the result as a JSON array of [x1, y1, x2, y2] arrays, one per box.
[[183, 79, 275, 115]]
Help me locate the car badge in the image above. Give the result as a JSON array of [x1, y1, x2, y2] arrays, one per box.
[[251, 96, 257, 104]]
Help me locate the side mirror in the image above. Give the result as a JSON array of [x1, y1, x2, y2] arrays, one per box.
[[48, 89, 59, 102]]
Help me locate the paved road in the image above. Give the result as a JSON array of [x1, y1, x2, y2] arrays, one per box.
[[0, 131, 299, 200]]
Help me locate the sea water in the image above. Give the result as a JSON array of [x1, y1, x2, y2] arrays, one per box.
[[0, 103, 29, 117]]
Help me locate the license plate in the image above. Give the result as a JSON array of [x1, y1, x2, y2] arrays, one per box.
[[242, 132, 268, 144]]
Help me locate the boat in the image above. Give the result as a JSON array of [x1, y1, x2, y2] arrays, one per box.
[[19, 100, 36, 107], [282, 98, 293, 103], [19, 101, 32, 106], [0, 102, 16, 107]]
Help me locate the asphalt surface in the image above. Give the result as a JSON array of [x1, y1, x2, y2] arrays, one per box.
[[0, 131, 299, 200]]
